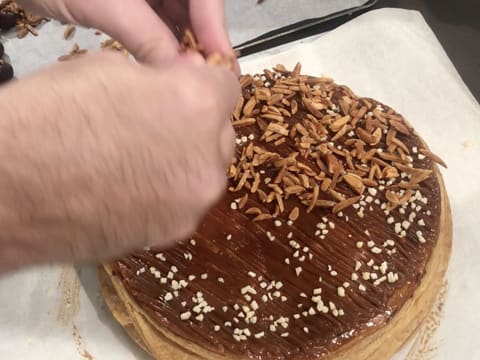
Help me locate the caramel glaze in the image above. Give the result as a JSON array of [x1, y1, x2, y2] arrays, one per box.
[[111, 81, 441, 359]]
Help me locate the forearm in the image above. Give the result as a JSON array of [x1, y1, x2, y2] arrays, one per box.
[[0, 60, 124, 272], [0, 51, 239, 274], [0, 56, 177, 272], [0, 72, 73, 272]]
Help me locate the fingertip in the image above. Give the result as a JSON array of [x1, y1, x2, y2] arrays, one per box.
[[86, 1, 181, 66], [190, 0, 235, 58]]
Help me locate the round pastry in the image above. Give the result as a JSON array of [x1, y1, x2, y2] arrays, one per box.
[[101, 63, 452, 360]]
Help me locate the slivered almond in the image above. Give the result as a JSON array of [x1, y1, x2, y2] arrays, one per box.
[[245, 207, 262, 215], [282, 177, 295, 187], [329, 115, 350, 132], [299, 174, 310, 188], [263, 69, 275, 81], [328, 189, 346, 202], [389, 119, 411, 135], [233, 96, 245, 120], [284, 185, 305, 195], [386, 191, 413, 206], [343, 173, 365, 195], [64, 25, 76, 40], [268, 183, 283, 194], [386, 129, 397, 146], [352, 106, 368, 126], [251, 172, 261, 193], [243, 97, 257, 117], [255, 87, 271, 101], [360, 149, 377, 163], [261, 114, 284, 122], [267, 123, 289, 136], [17, 27, 29, 39], [398, 182, 420, 190], [232, 118, 256, 128], [338, 99, 350, 115], [265, 133, 283, 143], [378, 152, 402, 163], [235, 170, 250, 191], [371, 108, 387, 124], [321, 178, 332, 192], [239, 193, 248, 209], [296, 162, 316, 177], [303, 199, 337, 208], [289, 207, 300, 221], [253, 213, 273, 222], [409, 169, 432, 184], [392, 137, 409, 153], [362, 178, 377, 187], [303, 98, 323, 117], [291, 62, 302, 77], [253, 79, 264, 87], [307, 185, 320, 213], [332, 196, 362, 214], [278, 108, 291, 117], [331, 124, 349, 142], [346, 154, 355, 170], [371, 128, 382, 145], [274, 165, 287, 184], [267, 94, 284, 105], [267, 105, 281, 114], [356, 128, 377, 145], [266, 192, 276, 203], [275, 194, 285, 213], [271, 87, 294, 95], [383, 166, 399, 178], [273, 64, 288, 73], [295, 123, 309, 136], [420, 148, 447, 168], [240, 75, 253, 89], [272, 204, 280, 218], [228, 164, 237, 178], [291, 100, 298, 115], [386, 191, 401, 205], [246, 143, 254, 159]]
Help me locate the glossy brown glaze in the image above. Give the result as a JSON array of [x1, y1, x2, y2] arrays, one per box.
[[111, 72, 442, 360]]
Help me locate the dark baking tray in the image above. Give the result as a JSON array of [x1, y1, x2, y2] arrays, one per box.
[[235, 0, 378, 57]]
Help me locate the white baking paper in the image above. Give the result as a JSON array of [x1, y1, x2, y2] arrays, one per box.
[[225, 0, 370, 46], [1, 8, 479, 360]]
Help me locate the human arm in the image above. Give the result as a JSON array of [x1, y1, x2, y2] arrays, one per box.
[[0, 52, 239, 273]]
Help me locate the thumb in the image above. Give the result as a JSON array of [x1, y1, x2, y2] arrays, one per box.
[[61, 0, 180, 65]]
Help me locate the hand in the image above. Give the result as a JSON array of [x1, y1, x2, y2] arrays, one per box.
[[0, 52, 239, 271], [18, 0, 236, 66]]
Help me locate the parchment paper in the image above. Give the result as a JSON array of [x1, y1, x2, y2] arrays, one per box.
[[225, 0, 370, 46], [1, 8, 479, 360]]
